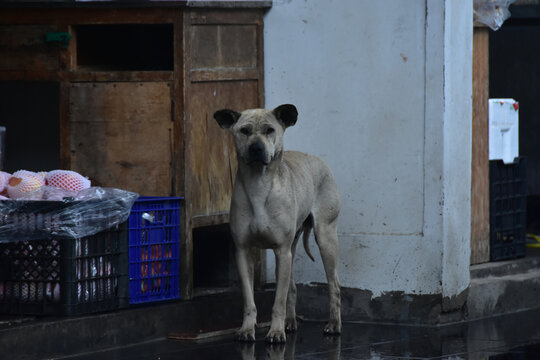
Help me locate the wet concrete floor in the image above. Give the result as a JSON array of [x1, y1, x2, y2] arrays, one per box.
[[55, 308, 540, 360]]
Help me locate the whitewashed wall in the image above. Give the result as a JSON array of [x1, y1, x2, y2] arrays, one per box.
[[264, 0, 472, 299]]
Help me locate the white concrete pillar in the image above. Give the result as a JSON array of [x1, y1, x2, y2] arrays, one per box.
[[263, 0, 472, 319]]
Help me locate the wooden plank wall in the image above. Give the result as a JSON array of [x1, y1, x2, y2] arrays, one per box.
[[181, 9, 265, 298], [0, 25, 61, 72], [0, 8, 267, 299], [471, 27, 490, 265]]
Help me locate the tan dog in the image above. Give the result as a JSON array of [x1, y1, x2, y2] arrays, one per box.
[[214, 104, 341, 343]]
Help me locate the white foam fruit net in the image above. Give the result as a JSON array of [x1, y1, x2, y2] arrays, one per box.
[[0, 169, 139, 242]]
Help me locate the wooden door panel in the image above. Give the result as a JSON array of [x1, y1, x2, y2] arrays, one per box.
[[69, 82, 172, 196], [190, 24, 258, 69]]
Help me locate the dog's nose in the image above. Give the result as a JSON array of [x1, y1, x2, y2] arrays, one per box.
[[249, 141, 265, 155], [248, 141, 267, 164]]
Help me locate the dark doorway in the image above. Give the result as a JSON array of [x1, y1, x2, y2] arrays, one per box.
[[489, 9, 540, 234], [0, 81, 61, 173], [193, 224, 237, 292]]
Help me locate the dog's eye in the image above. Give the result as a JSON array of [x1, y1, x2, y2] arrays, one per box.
[[240, 128, 251, 136], [266, 128, 275, 135]]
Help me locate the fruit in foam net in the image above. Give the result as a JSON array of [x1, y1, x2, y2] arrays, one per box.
[[7, 170, 46, 198], [46, 170, 91, 192], [0, 171, 11, 193]]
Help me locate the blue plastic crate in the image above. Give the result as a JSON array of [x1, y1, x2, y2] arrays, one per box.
[[128, 197, 182, 304]]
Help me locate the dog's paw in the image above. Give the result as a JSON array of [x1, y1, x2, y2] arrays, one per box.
[[323, 321, 342, 336], [285, 317, 297, 333], [235, 328, 256, 342], [265, 329, 287, 343]]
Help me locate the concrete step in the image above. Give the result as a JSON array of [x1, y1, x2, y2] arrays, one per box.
[[0, 290, 274, 360], [471, 254, 540, 279], [468, 251, 540, 320]]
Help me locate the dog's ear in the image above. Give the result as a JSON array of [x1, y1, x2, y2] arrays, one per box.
[[214, 109, 241, 129], [273, 104, 298, 128]]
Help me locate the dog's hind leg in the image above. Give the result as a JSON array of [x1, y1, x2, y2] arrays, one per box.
[[314, 217, 342, 335], [285, 232, 301, 333]]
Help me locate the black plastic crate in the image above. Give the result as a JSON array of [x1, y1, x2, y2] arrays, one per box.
[[0, 201, 129, 316], [490, 157, 527, 261]]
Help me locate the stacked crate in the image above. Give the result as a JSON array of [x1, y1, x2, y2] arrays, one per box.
[[0, 201, 128, 315], [489, 158, 527, 261], [128, 197, 182, 305], [0, 196, 183, 315]]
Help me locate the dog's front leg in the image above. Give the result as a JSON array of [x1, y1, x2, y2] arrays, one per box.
[[266, 247, 292, 343], [235, 246, 257, 341]]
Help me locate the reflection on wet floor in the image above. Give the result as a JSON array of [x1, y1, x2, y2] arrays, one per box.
[[489, 343, 540, 360], [238, 332, 345, 360], [56, 308, 540, 359]]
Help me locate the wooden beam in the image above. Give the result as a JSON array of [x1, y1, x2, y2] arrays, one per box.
[[181, 9, 194, 300], [191, 213, 230, 228], [66, 71, 174, 83], [0, 9, 179, 25], [471, 27, 490, 265], [190, 68, 259, 82]]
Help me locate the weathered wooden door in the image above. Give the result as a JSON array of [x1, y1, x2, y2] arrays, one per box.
[[69, 82, 173, 196], [180, 10, 266, 298], [183, 10, 264, 221]]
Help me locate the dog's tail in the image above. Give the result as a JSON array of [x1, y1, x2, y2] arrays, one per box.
[[302, 215, 315, 262]]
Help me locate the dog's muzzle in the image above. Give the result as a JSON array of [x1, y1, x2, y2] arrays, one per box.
[[248, 141, 268, 164]]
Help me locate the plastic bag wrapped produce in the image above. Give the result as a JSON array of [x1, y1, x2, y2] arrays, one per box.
[[0, 187, 139, 242], [474, 0, 515, 30]]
